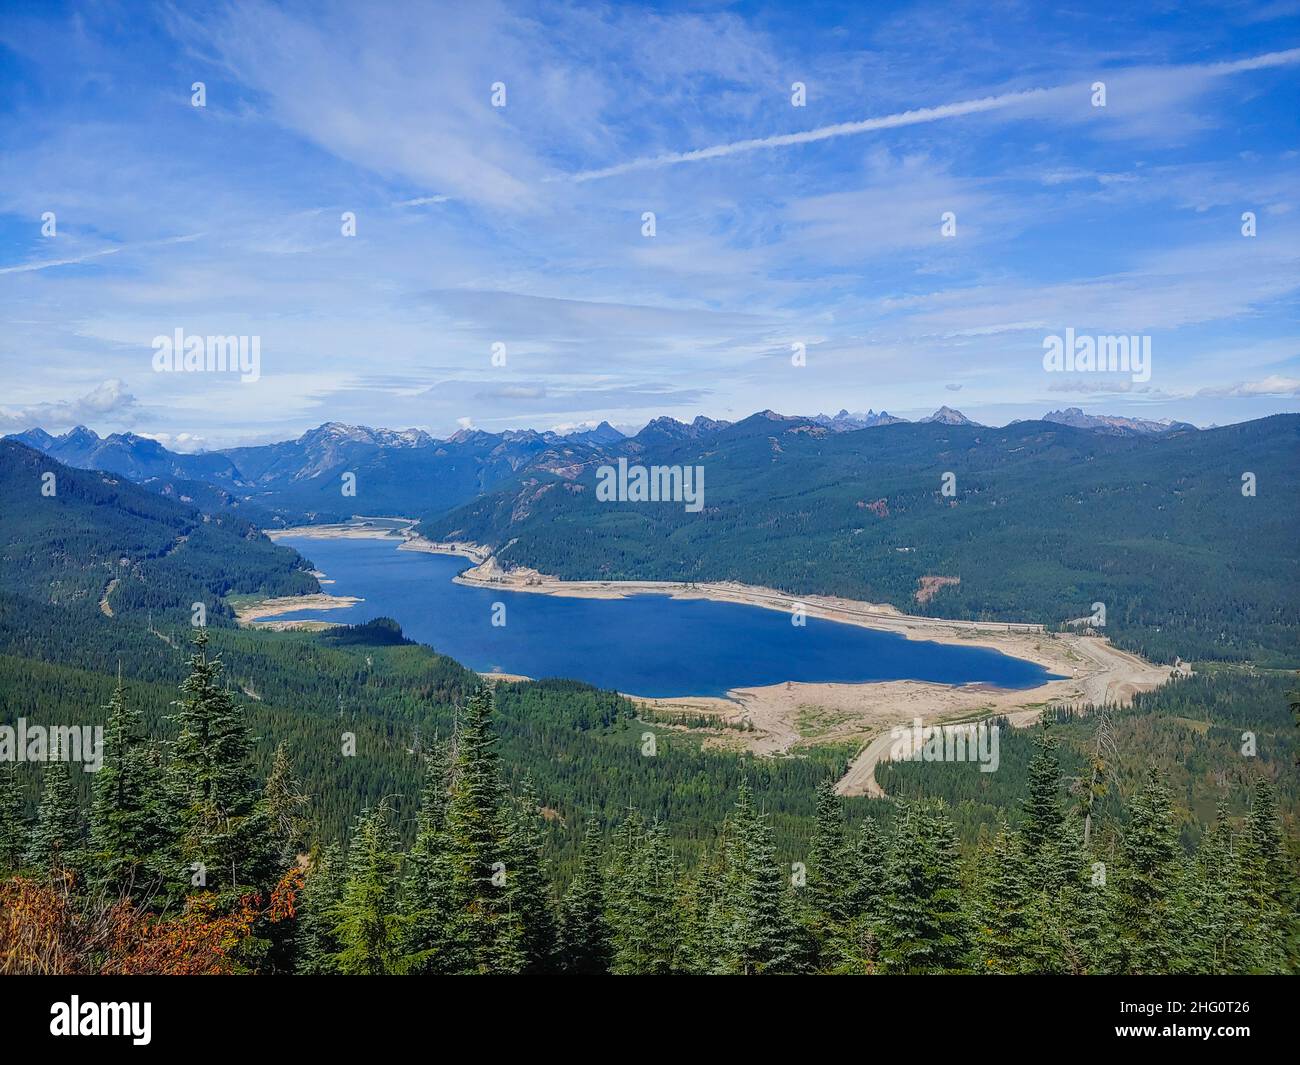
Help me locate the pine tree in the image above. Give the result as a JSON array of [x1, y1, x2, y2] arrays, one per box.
[[330, 802, 404, 975], [717, 781, 805, 975], [1106, 765, 1189, 974], [89, 682, 167, 893], [974, 825, 1036, 974], [25, 758, 84, 877], [607, 812, 679, 974], [297, 842, 346, 974], [0, 763, 26, 876], [1022, 717, 1064, 858], [443, 687, 517, 973], [500, 776, 557, 973], [806, 779, 851, 924], [559, 816, 612, 974], [838, 816, 888, 972], [878, 800, 970, 974], [167, 631, 273, 895], [1239, 777, 1288, 973], [399, 746, 455, 973]]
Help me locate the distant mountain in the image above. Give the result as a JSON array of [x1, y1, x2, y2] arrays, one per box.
[[919, 406, 980, 426], [11, 425, 242, 484], [812, 409, 909, 431], [418, 412, 1300, 665], [566, 420, 625, 446], [0, 439, 316, 622], [1041, 407, 1198, 435]]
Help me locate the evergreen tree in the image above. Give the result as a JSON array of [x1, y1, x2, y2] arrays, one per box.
[[443, 687, 516, 973], [559, 816, 612, 974], [500, 776, 557, 973], [1239, 777, 1288, 973], [1106, 765, 1189, 974], [331, 802, 404, 975], [399, 746, 455, 974], [607, 813, 679, 975], [297, 841, 346, 975], [838, 816, 888, 972], [89, 682, 167, 893], [25, 758, 84, 877], [167, 631, 273, 895], [717, 781, 805, 975], [878, 800, 970, 973], [973, 825, 1036, 974], [1022, 718, 1064, 857], [0, 763, 26, 876]]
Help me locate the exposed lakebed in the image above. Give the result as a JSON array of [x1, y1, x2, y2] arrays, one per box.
[[263, 535, 1062, 698]]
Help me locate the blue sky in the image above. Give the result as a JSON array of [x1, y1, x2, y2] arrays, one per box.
[[1, 0, 1297, 448]]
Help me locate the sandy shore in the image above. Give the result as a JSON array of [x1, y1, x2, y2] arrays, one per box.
[[254, 521, 1179, 794], [235, 592, 363, 628]]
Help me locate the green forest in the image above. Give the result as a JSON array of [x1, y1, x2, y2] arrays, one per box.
[[1, 644, 1294, 974]]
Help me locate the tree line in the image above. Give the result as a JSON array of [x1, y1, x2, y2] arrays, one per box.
[[1, 633, 1294, 974]]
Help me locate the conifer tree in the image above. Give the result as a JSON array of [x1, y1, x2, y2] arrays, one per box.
[[90, 683, 167, 893], [500, 776, 557, 973], [1106, 765, 1189, 974], [838, 816, 888, 972], [974, 825, 1036, 974], [0, 763, 26, 876], [297, 841, 346, 975], [167, 631, 272, 895], [1239, 777, 1288, 973], [717, 781, 805, 975], [443, 687, 516, 973], [806, 778, 851, 925], [559, 816, 612, 974], [400, 746, 455, 974], [331, 802, 404, 975], [25, 758, 84, 876], [1022, 718, 1064, 857], [608, 812, 679, 974], [878, 800, 970, 974]]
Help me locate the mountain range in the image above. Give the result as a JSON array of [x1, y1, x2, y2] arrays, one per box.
[[5, 405, 1201, 521]]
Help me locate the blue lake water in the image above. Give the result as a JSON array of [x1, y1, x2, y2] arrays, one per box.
[[264, 535, 1061, 698]]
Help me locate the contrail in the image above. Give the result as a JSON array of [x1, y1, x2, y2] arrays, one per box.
[[564, 48, 1300, 183]]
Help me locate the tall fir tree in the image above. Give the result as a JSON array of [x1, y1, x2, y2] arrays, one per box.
[[443, 687, 516, 973], [877, 800, 970, 974], [297, 841, 346, 975], [500, 776, 557, 973], [607, 813, 680, 975], [559, 816, 612, 974], [0, 763, 26, 876], [1106, 765, 1189, 974], [167, 631, 273, 895], [717, 781, 805, 975], [263, 742, 311, 871], [89, 682, 168, 893], [399, 745, 456, 974], [25, 758, 85, 877], [330, 802, 405, 975]]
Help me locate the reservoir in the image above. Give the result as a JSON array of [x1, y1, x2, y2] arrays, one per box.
[[263, 535, 1062, 698]]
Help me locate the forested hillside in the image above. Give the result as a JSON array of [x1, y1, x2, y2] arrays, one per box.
[[2, 665, 1294, 975], [420, 413, 1300, 665], [0, 441, 317, 623]]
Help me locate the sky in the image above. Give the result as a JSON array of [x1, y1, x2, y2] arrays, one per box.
[[1, 0, 1298, 449]]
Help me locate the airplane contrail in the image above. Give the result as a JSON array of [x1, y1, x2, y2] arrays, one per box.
[[563, 48, 1300, 183]]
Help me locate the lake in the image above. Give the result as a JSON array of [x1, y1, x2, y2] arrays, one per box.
[[264, 535, 1062, 698]]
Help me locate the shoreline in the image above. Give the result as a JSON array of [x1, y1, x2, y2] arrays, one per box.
[[256, 519, 1180, 793]]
